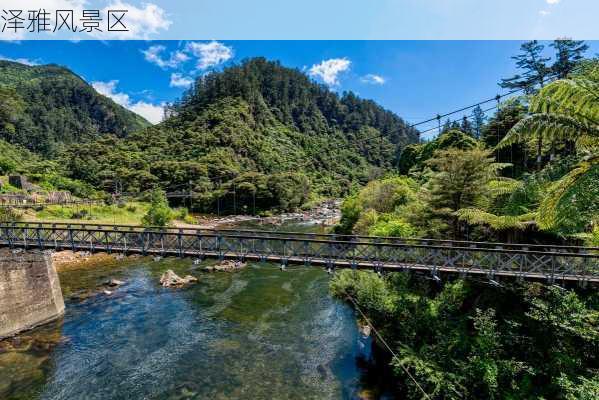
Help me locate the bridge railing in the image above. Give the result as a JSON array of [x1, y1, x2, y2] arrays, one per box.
[[0, 223, 597, 282], [3, 221, 598, 254]]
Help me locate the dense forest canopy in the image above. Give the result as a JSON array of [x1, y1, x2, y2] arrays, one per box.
[[171, 57, 417, 147], [0, 60, 149, 156], [62, 58, 418, 213]]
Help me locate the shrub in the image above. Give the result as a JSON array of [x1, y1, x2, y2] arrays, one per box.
[[369, 217, 416, 238], [142, 189, 173, 227], [0, 207, 23, 222]]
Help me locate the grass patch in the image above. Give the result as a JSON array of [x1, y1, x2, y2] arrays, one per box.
[[26, 201, 151, 225]]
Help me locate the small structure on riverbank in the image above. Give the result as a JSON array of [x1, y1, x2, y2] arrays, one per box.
[[0, 249, 65, 339]]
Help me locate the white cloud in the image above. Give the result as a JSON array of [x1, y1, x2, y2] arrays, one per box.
[[97, 1, 171, 39], [0, 55, 39, 66], [142, 45, 189, 69], [309, 58, 351, 86], [92, 80, 164, 124], [539, 10, 551, 16], [361, 74, 386, 85], [546, 0, 560, 4], [170, 73, 194, 88], [185, 41, 233, 70], [128, 101, 164, 124]]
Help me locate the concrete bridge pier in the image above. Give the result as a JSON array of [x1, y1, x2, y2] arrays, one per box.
[[0, 249, 65, 339]]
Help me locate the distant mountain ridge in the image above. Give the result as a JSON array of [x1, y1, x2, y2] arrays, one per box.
[[0, 60, 149, 155], [171, 57, 417, 147], [64, 58, 419, 212]]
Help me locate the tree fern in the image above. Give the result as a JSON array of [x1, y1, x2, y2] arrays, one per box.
[[456, 208, 536, 231], [498, 72, 599, 152], [499, 113, 599, 149], [536, 154, 599, 230], [495, 62, 598, 235], [531, 78, 599, 123]]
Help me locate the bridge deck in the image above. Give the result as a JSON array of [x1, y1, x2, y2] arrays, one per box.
[[1, 222, 597, 283]]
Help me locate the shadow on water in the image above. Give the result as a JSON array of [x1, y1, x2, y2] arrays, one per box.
[[1, 223, 399, 399]]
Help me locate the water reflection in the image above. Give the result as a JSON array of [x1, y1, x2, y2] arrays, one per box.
[[1, 257, 396, 399]]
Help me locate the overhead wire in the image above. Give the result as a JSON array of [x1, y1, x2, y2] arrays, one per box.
[[347, 74, 559, 150], [343, 289, 433, 400]]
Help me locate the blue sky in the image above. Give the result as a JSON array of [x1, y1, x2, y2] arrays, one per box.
[[0, 40, 597, 138]]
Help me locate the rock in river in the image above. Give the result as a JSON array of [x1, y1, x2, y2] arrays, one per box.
[[105, 279, 125, 287], [204, 260, 247, 273], [160, 269, 198, 288]]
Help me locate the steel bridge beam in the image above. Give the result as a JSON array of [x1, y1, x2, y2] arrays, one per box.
[[0, 223, 597, 283]]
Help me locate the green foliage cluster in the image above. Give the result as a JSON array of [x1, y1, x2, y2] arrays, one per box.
[[398, 129, 478, 174], [0, 138, 96, 197], [0, 60, 148, 156], [142, 189, 173, 227], [330, 270, 599, 399], [336, 176, 419, 236]]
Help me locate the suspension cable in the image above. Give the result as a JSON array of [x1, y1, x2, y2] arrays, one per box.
[[347, 74, 559, 150], [343, 290, 433, 400]]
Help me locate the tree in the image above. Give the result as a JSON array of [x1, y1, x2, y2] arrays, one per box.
[[500, 40, 551, 94], [481, 99, 527, 174], [424, 147, 508, 238], [551, 39, 589, 79], [460, 116, 474, 137], [498, 59, 599, 232], [471, 105, 486, 139], [142, 189, 173, 227]]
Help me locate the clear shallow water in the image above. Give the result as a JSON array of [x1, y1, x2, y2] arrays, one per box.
[[1, 254, 396, 399]]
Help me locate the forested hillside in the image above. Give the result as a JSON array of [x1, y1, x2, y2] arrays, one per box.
[[64, 58, 418, 212], [0, 61, 149, 156]]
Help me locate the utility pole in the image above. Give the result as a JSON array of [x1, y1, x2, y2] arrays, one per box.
[[188, 180, 193, 211], [217, 179, 221, 216], [233, 183, 237, 215]]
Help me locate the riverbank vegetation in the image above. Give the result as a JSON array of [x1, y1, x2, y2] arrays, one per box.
[[330, 270, 599, 399], [331, 40, 599, 399]]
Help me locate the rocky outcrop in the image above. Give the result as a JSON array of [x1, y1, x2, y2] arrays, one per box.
[[204, 260, 247, 272], [0, 249, 65, 339], [159, 270, 198, 288]]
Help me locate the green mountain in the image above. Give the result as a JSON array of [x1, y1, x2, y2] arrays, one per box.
[[0, 60, 149, 155], [64, 58, 418, 212]]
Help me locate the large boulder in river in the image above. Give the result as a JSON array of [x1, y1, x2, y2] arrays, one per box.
[[160, 269, 198, 288]]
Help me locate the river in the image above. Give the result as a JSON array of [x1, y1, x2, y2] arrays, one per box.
[[0, 221, 397, 399]]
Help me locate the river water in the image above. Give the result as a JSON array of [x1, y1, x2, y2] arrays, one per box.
[[0, 222, 396, 400]]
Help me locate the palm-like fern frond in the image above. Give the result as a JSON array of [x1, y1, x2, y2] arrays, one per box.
[[571, 226, 599, 247], [487, 178, 524, 198], [537, 154, 599, 229], [531, 78, 599, 123], [576, 135, 599, 151], [498, 113, 599, 149], [497, 75, 599, 151], [456, 208, 536, 230]]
